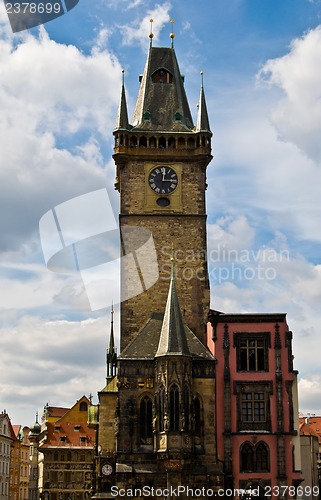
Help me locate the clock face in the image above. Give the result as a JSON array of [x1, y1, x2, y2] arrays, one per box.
[[101, 463, 113, 476], [148, 166, 178, 195]]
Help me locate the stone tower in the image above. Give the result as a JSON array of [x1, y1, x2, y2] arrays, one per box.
[[90, 32, 223, 499], [113, 35, 212, 349]]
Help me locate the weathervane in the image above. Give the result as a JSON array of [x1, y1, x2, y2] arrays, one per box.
[[170, 19, 175, 48], [149, 19, 154, 46]]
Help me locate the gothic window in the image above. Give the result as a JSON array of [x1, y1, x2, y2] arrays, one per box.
[[240, 442, 254, 472], [256, 442, 270, 472], [151, 68, 173, 84], [169, 384, 180, 432], [159, 137, 166, 148], [139, 136, 147, 147], [140, 396, 153, 442], [240, 441, 270, 473], [234, 332, 270, 372], [143, 111, 151, 122]]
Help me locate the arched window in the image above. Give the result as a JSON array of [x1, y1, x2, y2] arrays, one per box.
[[194, 396, 201, 434], [149, 136, 156, 148], [140, 396, 153, 443], [240, 442, 254, 472], [151, 68, 173, 84], [79, 401, 88, 412], [169, 384, 180, 432], [256, 442, 270, 472], [139, 136, 147, 147], [130, 136, 137, 147], [159, 137, 166, 149], [168, 137, 176, 148]]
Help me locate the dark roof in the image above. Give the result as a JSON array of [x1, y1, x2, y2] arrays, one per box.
[[119, 312, 214, 361], [131, 47, 194, 132], [114, 76, 129, 131], [196, 82, 211, 133], [209, 309, 287, 324]]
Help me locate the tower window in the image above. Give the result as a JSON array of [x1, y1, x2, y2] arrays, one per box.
[[169, 384, 180, 432], [151, 68, 173, 84], [143, 112, 151, 122], [140, 396, 153, 443]]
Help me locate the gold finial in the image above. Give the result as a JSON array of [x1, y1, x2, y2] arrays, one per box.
[[170, 19, 175, 47], [149, 19, 154, 45]]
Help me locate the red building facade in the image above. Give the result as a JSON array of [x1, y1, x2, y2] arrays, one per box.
[[208, 311, 302, 497]]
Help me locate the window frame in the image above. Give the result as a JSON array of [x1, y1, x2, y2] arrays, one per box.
[[234, 332, 270, 372]]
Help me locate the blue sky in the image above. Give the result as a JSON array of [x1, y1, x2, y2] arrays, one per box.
[[1, 0, 321, 425]]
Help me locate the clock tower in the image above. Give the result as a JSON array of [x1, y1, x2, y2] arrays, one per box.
[[113, 33, 212, 350]]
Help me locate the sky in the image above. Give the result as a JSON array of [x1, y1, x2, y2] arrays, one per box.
[[1, 0, 321, 426]]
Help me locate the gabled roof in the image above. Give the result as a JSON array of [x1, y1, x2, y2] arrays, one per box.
[[131, 46, 194, 132]]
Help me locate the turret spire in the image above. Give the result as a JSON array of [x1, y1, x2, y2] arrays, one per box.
[[114, 69, 129, 131], [106, 303, 117, 381], [196, 71, 211, 133]]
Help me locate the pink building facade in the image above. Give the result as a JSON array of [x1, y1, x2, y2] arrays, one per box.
[[208, 311, 303, 498]]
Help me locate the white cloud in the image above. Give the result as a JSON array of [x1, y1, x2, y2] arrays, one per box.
[[119, 2, 171, 48], [258, 26, 321, 162]]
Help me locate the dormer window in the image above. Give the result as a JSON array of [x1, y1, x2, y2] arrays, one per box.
[[151, 68, 173, 84], [143, 111, 151, 122]]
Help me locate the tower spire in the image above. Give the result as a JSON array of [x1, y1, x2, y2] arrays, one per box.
[[196, 71, 211, 133], [106, 303, 117, 381]]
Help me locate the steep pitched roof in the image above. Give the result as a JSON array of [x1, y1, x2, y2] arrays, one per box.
[[114, 71, 130, 131], [155, 270, 190, 357], [118, 313, 214, 361], [131, 46, 194, 132], [196, 78, 211, 133]]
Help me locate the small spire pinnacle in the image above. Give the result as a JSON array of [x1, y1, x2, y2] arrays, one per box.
[[149, 19, 154, 46], [200, 71, 204, 86], [121, 68, 125, 85], [171, 242, 175, 281], [170, 19, 175, 48]]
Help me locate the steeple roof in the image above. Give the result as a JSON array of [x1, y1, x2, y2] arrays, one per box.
[[196, 74, 211, 132], [114, 70, 129, 131], [155, 264, 190, 357], [131, 46, 194, 132]]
